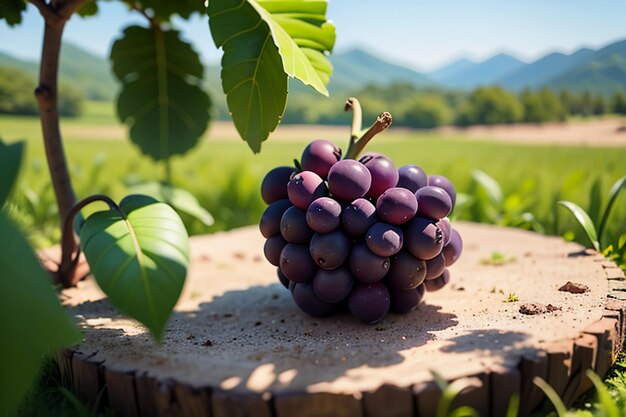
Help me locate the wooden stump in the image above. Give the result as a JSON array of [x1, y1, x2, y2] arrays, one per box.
[[58, 222, 625, 417]]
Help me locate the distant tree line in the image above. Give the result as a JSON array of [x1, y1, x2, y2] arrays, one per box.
[[3, 62, 626, 127], [0, 67, 83, 117], [281, 83, 626, 128]]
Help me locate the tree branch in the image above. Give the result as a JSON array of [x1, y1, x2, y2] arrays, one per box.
[[27, 0, 88, 24], [58, 0, 88, 19], [27, 0, 61, 24]]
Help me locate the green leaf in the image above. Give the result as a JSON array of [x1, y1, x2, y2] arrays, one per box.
[[533, 377, 569, 417], [208, 0, 335, 152], [0, 0, 26, 27], [0, 213, 82, 416], [127, 181, 214, 226], [471, 169, 503, 207], [111, 25, 211, 161], [598, 175, 626, 244], [140, 0, 207, 21], [557, 200, 600, 251], [0, 139, 25, 207], [586, 370, 620, 417], [588, 177, 602, 225], [79, 195, 189, 340], [77, 0, 98, 17]]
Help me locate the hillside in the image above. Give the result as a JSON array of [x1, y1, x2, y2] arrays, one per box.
[[327, 48, 432, 92], [3, 38, 626, 106], [547, 40, 626, 95], [0, 43, 116, 100], [498, 48, 594, 90], [431, 53, 525, 89], [427, 58, 475, 84]]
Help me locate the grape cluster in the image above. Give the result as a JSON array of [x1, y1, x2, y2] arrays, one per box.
[[260, 139, 463, 324]]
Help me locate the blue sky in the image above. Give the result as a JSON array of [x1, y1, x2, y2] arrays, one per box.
[[1, 0, 626, 71]]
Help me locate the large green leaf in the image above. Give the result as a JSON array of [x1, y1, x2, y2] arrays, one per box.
[[111, 25, 211, 161], [0, 213, 82, 416], [208, 0, 335, 152], [79, 195, 189, 340], [557, 200, 600, 251], [0, 139, 25, 207], [128, 181, 214, 226], [0, 0, 26, 27]]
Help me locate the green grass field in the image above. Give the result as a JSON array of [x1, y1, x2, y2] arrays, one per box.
[[2, 101, 625, 250], [2, 102, 626, 416]]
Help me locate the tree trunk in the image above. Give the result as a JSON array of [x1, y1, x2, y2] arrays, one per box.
[[37, 20, 76, 222], [35, 16, 79, 285]]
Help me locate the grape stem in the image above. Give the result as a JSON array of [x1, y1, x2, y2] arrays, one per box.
[[344, 111, 393, 160], [345, 97, 363, 141]]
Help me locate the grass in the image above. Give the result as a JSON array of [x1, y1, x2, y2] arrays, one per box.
[[2, 101, 626, 416], [3, 104, 625, 249]]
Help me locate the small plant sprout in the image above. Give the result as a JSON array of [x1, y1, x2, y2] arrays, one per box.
[[504, 293, 520, 303], [481, 251, 517, 266]]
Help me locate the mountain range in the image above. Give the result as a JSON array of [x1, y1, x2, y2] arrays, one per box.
[[426, 39, 626, 95], [1, 38, 625, 102]]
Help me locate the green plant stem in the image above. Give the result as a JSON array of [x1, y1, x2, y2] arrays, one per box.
[[58, 194, 123, 287], [165, 159, 172, 184], [344, 111, 392, 160]]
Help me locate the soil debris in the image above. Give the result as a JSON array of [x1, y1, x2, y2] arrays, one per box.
[[519, 303, 562, 315], [558, 281, 590, 294]]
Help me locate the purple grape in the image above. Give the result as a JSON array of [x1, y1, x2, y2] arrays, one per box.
[[280, 243, 317, 283], [300, 140, 342, 179], [327, 160, 371, 201], [306, 197, 341, 233], [429, 175, 457, 207], [312, 267, 354, 303], [404, 216, 444, 260], [359, 153, 399, 199], [342, 198, 377, 237], [309, 230, 351, 270], [349, 242, 390, 283], [348, 282, 390, 324], [425, 269, 450, 292], [365, 222, 403, 257], [415, 186, 452, 220], [263, 235, 287, 266], [277, 268, 289, 289], [287, 171, 328, 210], [387, 249, 426, 290], [280, 206, 313, 243], [442, 229, 463, 266], [390, 284, 426, 313], [376, 187, 418, 225], [425, 253, 446, 280], [438, 217, 452, 246], [261, 166, 295, 204], [397, 165, 428, 193], [292, 282, 336, 317], [259, 199, 292, 238]]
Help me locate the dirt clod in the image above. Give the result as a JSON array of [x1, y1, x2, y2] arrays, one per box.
[[519, 303, 562, 315], [558, 281, 590, 294]]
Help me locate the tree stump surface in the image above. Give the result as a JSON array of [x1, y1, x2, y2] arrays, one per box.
[[58, 222, 626, 417]]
